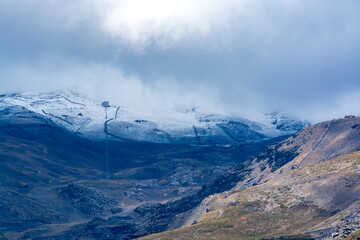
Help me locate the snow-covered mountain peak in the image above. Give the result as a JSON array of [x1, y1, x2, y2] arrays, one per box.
[[0, 90, 309, 145]]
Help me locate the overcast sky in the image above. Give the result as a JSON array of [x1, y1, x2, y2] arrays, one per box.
[[1, 0, 360, 122]]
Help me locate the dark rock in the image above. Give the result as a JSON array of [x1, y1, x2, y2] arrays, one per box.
[[111, 207, 123, 214], [57, 183, 117, 217]]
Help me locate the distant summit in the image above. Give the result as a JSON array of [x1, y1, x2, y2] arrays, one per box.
[[0, 91, 309, 145]]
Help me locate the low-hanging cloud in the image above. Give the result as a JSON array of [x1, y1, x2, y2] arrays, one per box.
[[1, 61, 226, 114], [1, 0, 360, 123]]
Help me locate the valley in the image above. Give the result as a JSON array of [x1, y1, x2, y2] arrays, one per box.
[[0, 103, 284, 239], [1, 92, 359, 240]]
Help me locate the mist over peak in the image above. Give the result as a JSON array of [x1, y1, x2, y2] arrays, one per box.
[[1, 0, 359, 122]]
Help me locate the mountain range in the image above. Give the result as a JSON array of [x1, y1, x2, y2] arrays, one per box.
[[0, 91, 308, 145], [1, 91, 359, 240]]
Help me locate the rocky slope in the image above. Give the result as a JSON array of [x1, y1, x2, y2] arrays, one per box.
[[0, 91, 308, 145], [9, 91, 358, 240], [0, 106, 281, 239], [140, 116, 360, 240], [24, 116, 359, 240]]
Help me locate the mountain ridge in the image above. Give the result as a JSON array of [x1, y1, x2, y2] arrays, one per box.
[[0, 91, 309, 145], [2, 91, 359, 239], [0, 105, 282, 239], [139, 116, 360, 240]]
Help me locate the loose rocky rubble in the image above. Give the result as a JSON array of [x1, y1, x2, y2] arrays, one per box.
[[309, 206, 360, 239], [57, 183, 118, 217]]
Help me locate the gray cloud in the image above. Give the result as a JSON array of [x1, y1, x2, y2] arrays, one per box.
[[1, 61, 225, 114], [1, 0, 360, 122]]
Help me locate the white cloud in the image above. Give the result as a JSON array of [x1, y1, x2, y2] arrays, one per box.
[[4, 0, 358, 52], [1, 61, 225, 113], [3, 0, 297, 50], [90, 0, 241, 50], [90, 0, 303, 50], [52, 0, 359, 52], [1, 0, 359, 121]]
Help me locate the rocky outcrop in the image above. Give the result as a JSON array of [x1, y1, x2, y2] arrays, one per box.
[[57, 183, 117, 218]]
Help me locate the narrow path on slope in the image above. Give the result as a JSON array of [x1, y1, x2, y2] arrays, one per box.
[[298, 120, 333, 168]]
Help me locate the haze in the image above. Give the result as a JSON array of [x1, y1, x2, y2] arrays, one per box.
[[1, 0, 359, 122]]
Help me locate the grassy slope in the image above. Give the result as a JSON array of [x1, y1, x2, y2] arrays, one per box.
[[140, 151, 360, 240]]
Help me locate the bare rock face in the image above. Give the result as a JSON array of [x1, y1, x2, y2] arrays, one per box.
[[57, 184, 117, 218]]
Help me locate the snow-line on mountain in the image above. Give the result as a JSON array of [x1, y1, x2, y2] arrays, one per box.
[[0, 91, 309, 144]]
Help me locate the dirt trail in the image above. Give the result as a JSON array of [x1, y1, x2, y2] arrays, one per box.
[[298, 120, 333, 167]]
